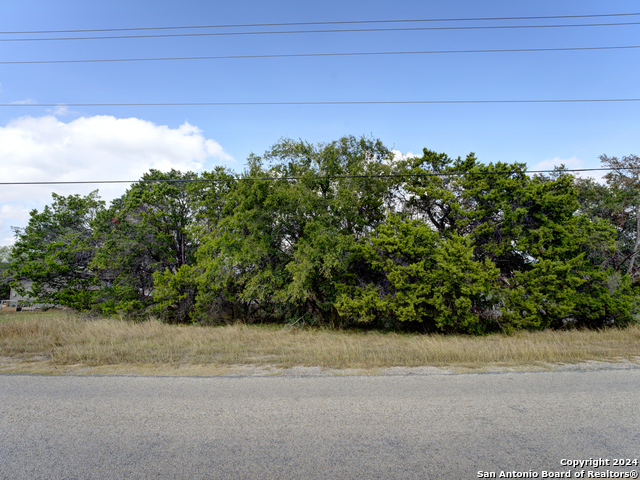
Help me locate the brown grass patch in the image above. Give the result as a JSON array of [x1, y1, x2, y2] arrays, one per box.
[[1, 310, 639, 374]]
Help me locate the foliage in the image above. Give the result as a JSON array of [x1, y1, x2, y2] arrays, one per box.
[[337, 215, 499, 333], [160, 136, 401, 324], [9, 192, 105, 309], [9, 139, 639, 333], [587, 154, 640, 283], [151, 167, 237, 322], [91, 169, 201, 316], [0, 245, 13, 299]]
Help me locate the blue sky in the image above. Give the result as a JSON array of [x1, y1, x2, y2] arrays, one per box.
[[1, 0, 639, 244]]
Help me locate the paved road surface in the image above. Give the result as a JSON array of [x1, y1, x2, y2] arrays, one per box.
[[1, 369, 639, 479]]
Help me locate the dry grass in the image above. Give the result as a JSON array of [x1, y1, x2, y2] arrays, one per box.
[[1, 310, 639, 375]]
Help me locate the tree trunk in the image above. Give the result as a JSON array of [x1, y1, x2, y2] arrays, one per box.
[[626, 203, 640, 278]]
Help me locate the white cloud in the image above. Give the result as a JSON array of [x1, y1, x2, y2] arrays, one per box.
[[10, 98, 36, 105], [0, 114, 235, 245], [46, 105, 74, 117], [530, 156, 583, 171], [391, 150, 420, 162], [0, 204, 30, 221], [530, 156, 606, 182], [0, 204, 30, 243]]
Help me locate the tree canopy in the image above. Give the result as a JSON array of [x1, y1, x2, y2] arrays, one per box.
[[10, 191, 104, 309], [0, 245, 13, 299], [8, 136, 639, 332]]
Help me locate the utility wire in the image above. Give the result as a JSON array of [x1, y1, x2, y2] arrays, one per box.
[[0, 168, 633, 186], [4, 45, 640, 65], [2, 99, 640, 107], [2, 12, 639, 34], [2, 22, 640, 42]]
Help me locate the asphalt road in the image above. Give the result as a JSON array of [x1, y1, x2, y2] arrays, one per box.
[[1, 369, 639, 479]]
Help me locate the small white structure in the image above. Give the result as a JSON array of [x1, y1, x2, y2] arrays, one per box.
[[9, 279, 34, 302], [0, 300, 20, 312], [1, 279, 49, 311]]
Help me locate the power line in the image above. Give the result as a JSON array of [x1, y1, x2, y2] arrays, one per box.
[[4, 45, 640, 65], [2, 99, 640, 107], [0, 168, 632, 186], [2, 22, 640, 42], [2, 12, 639, 34]]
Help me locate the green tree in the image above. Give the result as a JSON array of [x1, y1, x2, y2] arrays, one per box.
[[0, 245, 13, 299], [9, 191, 105, 309], [164, 136, 401, 325], [153, 167, 237, 322], [389, 150, 633, 330], [599, 154, 640, 283], [573, 177, 625, 268], [337, 215, 500, 333], [91, 169, 201, 316]]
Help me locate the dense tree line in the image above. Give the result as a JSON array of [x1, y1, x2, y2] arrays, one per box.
[[7, 137, 640, 333]]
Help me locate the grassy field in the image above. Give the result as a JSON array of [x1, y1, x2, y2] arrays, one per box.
[[1, 310, 639, 375]]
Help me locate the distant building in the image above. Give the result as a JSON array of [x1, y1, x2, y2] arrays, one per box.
[[2, 278, 54, 311], [9, 279, 34, 302]]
